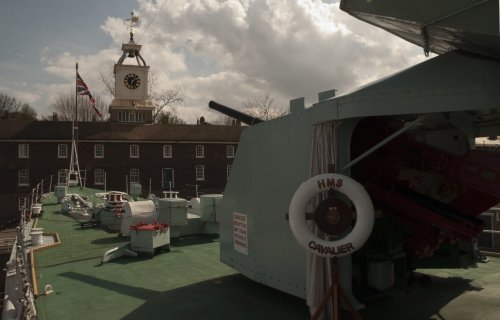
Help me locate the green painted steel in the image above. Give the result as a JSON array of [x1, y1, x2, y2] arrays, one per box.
[[220, 115, 313, 298], [219, 49, 500, 299]]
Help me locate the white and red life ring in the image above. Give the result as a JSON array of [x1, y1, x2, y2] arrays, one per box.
[[288, 173, 374, 258]]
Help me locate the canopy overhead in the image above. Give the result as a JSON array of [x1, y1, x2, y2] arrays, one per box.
[[340, 0, 500, 58]]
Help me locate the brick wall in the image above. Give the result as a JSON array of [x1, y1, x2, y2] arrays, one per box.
[[76, 141, 236, 197], [0, 140, 238, 226]]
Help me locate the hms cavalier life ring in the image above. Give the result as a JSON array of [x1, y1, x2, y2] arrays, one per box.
[[288, 173, 374, 258]]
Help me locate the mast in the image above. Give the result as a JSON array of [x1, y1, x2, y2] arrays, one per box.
[[68, 63, 82, 187]]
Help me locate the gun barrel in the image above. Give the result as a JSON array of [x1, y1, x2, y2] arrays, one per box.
[[209, 100, 263, 126]]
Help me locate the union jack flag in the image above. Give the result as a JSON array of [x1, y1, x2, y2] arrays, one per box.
[[76, 72, 102, 117]]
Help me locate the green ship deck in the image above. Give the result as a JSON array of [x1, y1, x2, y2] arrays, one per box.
[[33, 189, 309, 320], [32, 188, 500, 320]]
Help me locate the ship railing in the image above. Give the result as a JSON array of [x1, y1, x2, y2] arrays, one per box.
[[32, 175, 55, 204], [16, 175, 55, 223], [17, 214, 36, 319], [4, 209, 37, 319], [4, 174, 69, 319]]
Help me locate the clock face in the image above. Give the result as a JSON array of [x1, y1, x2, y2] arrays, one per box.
[[124, 73, 141, 89]]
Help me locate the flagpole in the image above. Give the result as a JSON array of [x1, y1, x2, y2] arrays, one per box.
[[71, 62, 82, 187], [75, 62, 78, 124], [73, 63, 97, 187], [68, 64, 76, 186]]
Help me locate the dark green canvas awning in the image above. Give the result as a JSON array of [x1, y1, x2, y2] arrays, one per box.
[[340, 0, 500, 58]]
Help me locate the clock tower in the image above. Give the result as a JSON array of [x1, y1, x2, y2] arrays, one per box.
[[109, 13, 154, 123]]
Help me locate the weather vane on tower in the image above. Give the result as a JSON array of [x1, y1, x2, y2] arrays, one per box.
[[126, 11, 139, 42]]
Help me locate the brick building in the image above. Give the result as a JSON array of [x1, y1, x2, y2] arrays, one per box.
[[0, 120, 244, 227], [0, 19, 247, 227]]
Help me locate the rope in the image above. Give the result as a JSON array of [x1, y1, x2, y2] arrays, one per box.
[[135, 0, 169, 43]]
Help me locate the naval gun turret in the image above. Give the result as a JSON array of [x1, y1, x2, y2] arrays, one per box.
[[208, 100, 263, 126], [215, 0, 500, 317]]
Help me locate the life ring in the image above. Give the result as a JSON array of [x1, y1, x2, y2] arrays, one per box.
[[288, 173, 374, 258]]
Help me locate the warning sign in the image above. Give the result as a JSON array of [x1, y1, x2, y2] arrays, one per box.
[[233, 212, 248, 255]]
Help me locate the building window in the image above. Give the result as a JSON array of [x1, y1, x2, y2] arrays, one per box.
[[130, 168, 140, 184], [162, 168, 174, 188], [18, 169, 29, 186], [58, 169, 66, 185], [18, 197, 27, 210], [19, 144, 29, 158], [129, 112, 136, 122], [163, 145, 172, 158], [94, 169, 105, 185], [94, 144, 104, 158], [117, 111, 146, 123], [137, 112, 145, 122], [195, 145, 204, 158], [227, 165, 232, 180], [58, 144, 68, 158], [119, 112, 127, 122], [196, 165, 205, 181], [130, 144, 139, 158], [226, 145, 235, 158]]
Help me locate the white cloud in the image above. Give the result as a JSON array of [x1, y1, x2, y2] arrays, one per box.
[[36, 0, 428, 122], [12, 91, 40, 105], [39, 45, 119, 110]]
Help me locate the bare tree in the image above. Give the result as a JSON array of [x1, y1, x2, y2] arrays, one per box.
[[40, 112, 59, 121], [150, 88, 184, 122], [157, 111, 186, 124], [100, 69, 184, 123], [212, 115, 234, 125], [0, 93, 37, 120], [0, 93, 17, 117], [100, 66, 116, 97], [241, 93, 286, 120], [50, 90, 107, 122], [211, 93, 285, 125], [13, 104, 38, 120]]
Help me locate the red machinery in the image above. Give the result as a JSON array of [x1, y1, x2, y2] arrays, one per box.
[[352, 118, 500, 258]]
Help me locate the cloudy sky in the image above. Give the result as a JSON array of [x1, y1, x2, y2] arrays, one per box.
[[1, 0, 428, 123]]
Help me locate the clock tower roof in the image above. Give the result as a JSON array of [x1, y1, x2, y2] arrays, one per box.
[[115, 12, 147, 69]]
